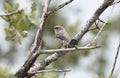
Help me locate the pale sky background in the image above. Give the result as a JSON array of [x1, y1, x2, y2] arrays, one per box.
[[0, 0, 120, 78]]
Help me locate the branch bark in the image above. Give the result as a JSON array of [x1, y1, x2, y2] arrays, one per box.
[[25, 46, 99, 77], [47, 0, 73, 16], [27, 69, 71, 78], [69, 0, 115, 47], [38, 45, 100, 54], [30, 68, 71, 74], [0, 10, 23, 17], [109, 42, 120, 77]]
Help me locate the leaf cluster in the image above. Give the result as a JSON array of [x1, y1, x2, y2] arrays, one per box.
[[1, 2, 39, 44]]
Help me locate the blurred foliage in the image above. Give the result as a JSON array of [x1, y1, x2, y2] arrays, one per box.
[[0, 0, 120, 78], [5, 3, 19, 13], [0, 66, 9, 78], [0, 66, 17, 78], [37, 72, 58, 78], [0, 2, 38, 44]]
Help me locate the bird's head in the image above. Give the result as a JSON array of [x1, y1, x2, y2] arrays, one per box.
[[53, 25, 65, 33]]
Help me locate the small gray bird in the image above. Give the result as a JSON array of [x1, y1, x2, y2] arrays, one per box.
[[53, 25, 70, 48]]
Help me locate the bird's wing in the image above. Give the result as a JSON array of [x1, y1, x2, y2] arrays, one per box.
[[56, 34, 65, 40], [57, 35, 69, 44]]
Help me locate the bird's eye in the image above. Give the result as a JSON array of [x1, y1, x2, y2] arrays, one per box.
[[56, 27, 58, 29], [54, 27, 59, 29]]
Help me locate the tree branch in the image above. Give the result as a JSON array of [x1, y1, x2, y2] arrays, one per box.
[[111, 0, 120, 5], [86, 22, 107, 47], [69, 0, 115, 47], [38, 45, 100, 54], [15, 0, 51, 78], [37, 69, 70, 73], [26, 45, 99, 75], [30, 0, 51, 56], [0, 10, 23, 17], [30, 68, 71, 74], [109, 42, 120, 77], [47, 0, 73, 16], [27, 68, 71, 78]]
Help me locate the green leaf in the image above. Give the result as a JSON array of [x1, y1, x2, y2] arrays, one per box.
[[4, 27, 16, 41], [0, 16, 10, 22], [31, 11, 36, 17], [5, 3, 19, 13], [31, 2, 37, 18], [24, 16, 31, 25], [0, 66, 9, 78], [19, 18, 28, 31], [12, 3, 19, 12], [18, 36, 21, 44], [28, 17, 40, 26], [23, 16, 37, 28], [31, 2, 37, 12], [4, 3, 12, 12]]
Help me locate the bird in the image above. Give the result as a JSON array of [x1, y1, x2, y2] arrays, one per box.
[[53, 25, 70, 48]]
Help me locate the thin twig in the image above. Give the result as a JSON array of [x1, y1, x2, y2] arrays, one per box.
[[31, 69, 71, 74], [47, 0, 73, 16], [63, 72, 66, 78], [28, 45, 100, 73], [95, 20, 100, 29], [28, 45, 99, 73], [109, 42, 120, 77], [38, 45, 100, 54], [27, 68, 71, 77], [89, 17, 106, 31], [98, 18, 105, 23], [88, 25, 99, 31], [29, 0, 51, 56], [0, 10, 23, 17], [86, 0, 115, 47], [86, 22, 107, 47], [111, 0, 120, 5], [88, 20, 100, 31]]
